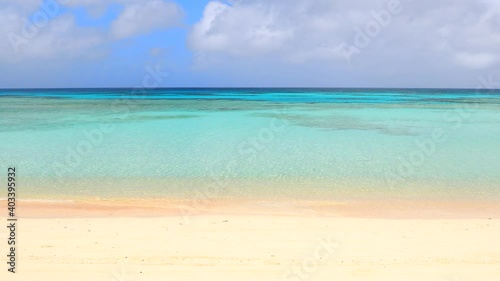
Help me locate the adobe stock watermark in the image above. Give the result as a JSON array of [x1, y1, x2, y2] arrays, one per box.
[[110, 65, 170, 118], [178, 109, 292, 223], [51, 124, 116, 178], [51, 64, 169, 179], [282, 236, 340, 281], [340, 0, 404, 63], [7, 0, 63, 54], [385, 74, 500, 187]]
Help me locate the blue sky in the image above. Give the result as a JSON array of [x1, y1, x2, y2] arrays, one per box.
[[1, 0, 499, 88]]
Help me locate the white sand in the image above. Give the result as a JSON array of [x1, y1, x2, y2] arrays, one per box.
[[1, 215, 499, 281]]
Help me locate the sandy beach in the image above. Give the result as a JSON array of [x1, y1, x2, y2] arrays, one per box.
[[2, 0, 500, 279], [1, 199, 500, 281]]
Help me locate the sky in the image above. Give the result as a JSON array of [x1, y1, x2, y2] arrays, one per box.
[[0, 0, 499, 88]]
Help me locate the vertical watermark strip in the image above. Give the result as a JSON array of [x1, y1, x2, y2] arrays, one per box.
[[6, 167, 17, 273]]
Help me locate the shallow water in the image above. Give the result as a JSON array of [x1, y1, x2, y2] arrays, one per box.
[[1, 88, 499, 200]]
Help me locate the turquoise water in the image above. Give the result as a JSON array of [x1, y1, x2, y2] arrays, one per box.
[[1, 88, 500, 200]]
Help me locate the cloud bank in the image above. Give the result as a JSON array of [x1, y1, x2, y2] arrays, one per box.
[[0, 0, 184, 61], [111, 0, 183, 39], [187, 0, 500, 87]]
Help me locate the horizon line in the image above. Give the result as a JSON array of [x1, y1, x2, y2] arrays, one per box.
[[1, 87, 499, 91]]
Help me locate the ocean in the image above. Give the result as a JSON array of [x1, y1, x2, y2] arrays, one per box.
[[1, 88, 499, 201]]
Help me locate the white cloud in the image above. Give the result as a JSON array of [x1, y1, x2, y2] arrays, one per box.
[[189, 0, 500, 78], [189, 0, 396, 62], [189, 1, 296, 56], [0, 0, 184, 62], [454, 52, 498, 69], [110, 0, 183, 39], [0, 6, 104, 61]]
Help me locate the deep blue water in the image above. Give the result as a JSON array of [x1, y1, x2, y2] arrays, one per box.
[[1, 88, 499, 104]]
